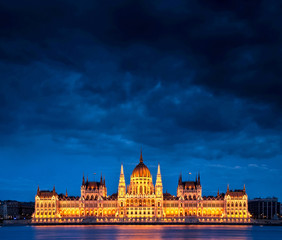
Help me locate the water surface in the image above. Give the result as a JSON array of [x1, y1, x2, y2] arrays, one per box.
[[1, 225, 282, 240]]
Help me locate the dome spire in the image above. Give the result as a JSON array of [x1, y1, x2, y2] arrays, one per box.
[[140, 147, 143, 163]]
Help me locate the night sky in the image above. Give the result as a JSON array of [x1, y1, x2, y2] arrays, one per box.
[[0, 0, 282, 202]]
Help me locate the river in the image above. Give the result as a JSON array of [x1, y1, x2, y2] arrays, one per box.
[[1, 225, 282, 240]]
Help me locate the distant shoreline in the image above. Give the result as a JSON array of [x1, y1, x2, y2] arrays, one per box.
[[1, 219, 282, 227]]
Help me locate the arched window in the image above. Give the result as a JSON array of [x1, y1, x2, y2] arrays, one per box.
[[231, 202, 234, 207], [140, 186, 143, 194], [235, 202, 238, 207]]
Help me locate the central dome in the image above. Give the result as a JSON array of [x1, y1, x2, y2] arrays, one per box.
[[131, 151, 151, 178]]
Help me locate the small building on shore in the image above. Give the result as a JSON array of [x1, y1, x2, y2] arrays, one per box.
[[248, 197, 281, 219], [0, 200, 34, 220]]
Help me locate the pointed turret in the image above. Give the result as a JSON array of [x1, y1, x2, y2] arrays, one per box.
[[198, 172, 201, 185], [243, 184, 246, 193], [217, 188, 219, 197], [178, 172, 182, 185], [86, 175, 88, 183], [100, 172, 103, 184], [139, 147, 143, 163], [82, 173, 85, 185], [53, 185, 56, 193], [66, 188, 68, 197], [103, 176, 105, 186], [155, 163, 163, 197], [157, 163, 161, 175], [156, 163, 162, 183], [195, 173, 198, 183], [37, 185, 40, 195], [227, 184, 230, 193], [119, 164, 125, 184], [118, 163, 126, 198]]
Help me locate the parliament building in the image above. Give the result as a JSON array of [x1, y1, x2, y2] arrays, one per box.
[[32, 151, 251, 224]]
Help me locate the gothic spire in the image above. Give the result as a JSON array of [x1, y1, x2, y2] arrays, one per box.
[[82, 173, 85, 185], [120, 163, 124, 175], [156, 163, 162, 184], [100, 172, 103, 184], [66, 188, 68, 197], [198, 172, 200, 185], [227, 184, 230, 193], [140, 147, 143, 163], [155, 163, 163, 196], [178, 172, 182, 185], [37, 185, 40, 195], [118, 163, 126, 197], [243, 184, 246, 192], [53, 185, 55, 193], [119, 164, 125, 184], [157, 163, 161, 175]]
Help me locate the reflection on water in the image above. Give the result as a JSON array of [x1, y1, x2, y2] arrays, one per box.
[[33, 225, 251, 240], [1, 225, 282, 240]]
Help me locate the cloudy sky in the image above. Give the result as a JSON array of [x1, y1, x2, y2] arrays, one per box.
[[0, 0, 282, 202]]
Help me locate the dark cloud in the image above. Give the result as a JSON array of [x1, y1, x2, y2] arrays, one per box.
[[0, 0, 282, 201]]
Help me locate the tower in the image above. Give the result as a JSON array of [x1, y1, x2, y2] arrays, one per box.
[[155, 163, 163, 218], [155, 163, 163, 197], [118, 164, 126, 198], [117, 164, 126, 218], [81, 173, 86, 198], [177, 173, 184, 197]]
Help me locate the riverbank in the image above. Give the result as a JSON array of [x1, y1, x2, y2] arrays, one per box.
[[1, 219, 282, 226]]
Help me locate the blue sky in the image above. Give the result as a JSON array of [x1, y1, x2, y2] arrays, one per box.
[[0, 0, 281, 202]]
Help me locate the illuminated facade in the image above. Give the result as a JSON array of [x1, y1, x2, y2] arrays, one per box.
[[32, 152, 251, 224]]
